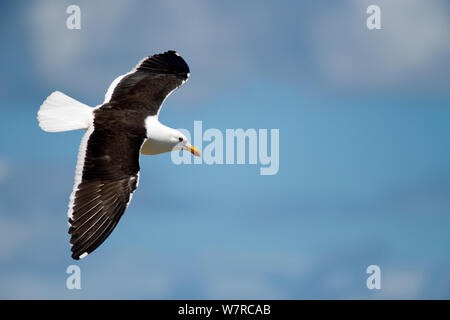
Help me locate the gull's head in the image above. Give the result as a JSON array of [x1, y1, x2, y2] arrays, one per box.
[[142, 119, 201, 156], [170, 130, 201, 156]]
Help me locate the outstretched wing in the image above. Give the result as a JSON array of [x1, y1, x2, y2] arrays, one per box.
[[103, 50, 190, 116], [67, 124, 145, 260], [67, 51, 190, 259]]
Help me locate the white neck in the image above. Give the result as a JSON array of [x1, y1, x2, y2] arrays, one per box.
[[141, 116, 177, 155], [144, 116, 171, 139]]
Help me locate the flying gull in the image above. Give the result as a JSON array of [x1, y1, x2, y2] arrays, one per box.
[[37, 51, 200, 260]]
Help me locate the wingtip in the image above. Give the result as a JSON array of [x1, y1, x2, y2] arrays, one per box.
[[71, 251, 88, 260]]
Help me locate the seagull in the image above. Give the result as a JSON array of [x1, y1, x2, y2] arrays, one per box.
[[37, 51, 200, 260]]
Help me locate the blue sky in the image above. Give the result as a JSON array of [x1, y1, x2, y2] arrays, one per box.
[[0, 0, 449, 299]]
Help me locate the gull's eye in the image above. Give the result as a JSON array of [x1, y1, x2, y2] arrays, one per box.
[[178, 137, 183, 142]]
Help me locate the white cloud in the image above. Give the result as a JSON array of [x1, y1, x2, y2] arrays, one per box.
[[27, 1, 132, 101], [382, 269, 425, 298], [200, 250, 311, 299], [27, 0, 450, 99], [0, 275, 62, 299], [0, 218, 28, 260], [311, 0, 450, 90], [29, 1, 130, 67], [207, 274, 284, 299], [26, 0, 253, 102]]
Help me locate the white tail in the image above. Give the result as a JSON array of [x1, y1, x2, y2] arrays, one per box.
[[37, 91, 94, 132]]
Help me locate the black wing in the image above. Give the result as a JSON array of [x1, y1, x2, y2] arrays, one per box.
[[105, 50, 190, 116], [68, 124, 145, 260]]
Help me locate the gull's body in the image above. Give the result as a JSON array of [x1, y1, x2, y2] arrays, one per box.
[[37, 51, 199, 260]]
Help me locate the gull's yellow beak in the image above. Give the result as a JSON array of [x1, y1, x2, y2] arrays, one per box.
[[188, 145, 201, 157]]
